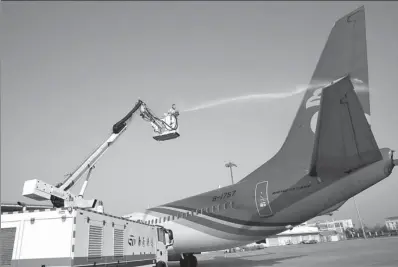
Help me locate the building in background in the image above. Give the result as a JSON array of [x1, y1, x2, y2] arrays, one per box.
[[385, 216, 398, 231], [319, 230, 340, 242], [266, 225, 321, 247], [305, 219, 353, 241], [307, 219, 353, 233]]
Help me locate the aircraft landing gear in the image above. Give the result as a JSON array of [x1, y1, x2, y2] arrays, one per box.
[[179, 253, 198, 267]]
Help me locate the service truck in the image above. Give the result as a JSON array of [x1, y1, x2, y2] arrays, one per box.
[[1, 100, 180, 267], [1, 207, 173, 267]]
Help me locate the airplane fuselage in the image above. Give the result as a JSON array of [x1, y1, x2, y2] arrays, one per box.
[[125, 148, 394, 256]]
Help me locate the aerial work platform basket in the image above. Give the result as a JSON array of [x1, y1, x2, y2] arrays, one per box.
[[152, 112, 180, 141], [140, 104, 180, 142]]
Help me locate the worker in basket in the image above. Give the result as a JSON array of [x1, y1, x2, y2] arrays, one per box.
[[150, 104, 180, 141], [161, 104, 179, 130], [165, 104, 180, 118], [142, 104, 179, 135]]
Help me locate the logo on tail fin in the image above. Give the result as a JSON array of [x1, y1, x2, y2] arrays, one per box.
[[305, 78, 371, 134]]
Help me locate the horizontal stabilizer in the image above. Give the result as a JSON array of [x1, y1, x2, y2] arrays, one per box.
[[309, 75, 382, 177], [316, 200, 347, 217]]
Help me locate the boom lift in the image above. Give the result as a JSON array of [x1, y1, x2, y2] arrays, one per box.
[[22, 99, 180, 210]]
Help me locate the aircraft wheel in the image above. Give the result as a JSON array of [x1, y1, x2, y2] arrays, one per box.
[[179, 257, 187, 267], [191, 255, 198, 267], [179, 254, 197, 267], [156, 261, 167, 267], [186, 254, 197, 267]]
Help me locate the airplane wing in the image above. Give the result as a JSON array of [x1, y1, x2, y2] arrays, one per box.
[[309, 75, 382, 177], [1, 201, 54, 213]]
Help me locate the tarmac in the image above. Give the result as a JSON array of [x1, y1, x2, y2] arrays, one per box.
[[169, 237, 398, 267]]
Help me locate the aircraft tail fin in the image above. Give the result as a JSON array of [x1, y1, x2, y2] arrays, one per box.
[[274, 6, 370, 169], [309, 75, 381, 177]]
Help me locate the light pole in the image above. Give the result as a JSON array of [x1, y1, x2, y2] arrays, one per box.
[[225, 162, 237, 185], [225, 161, 237, 254], [353, 196, 367, 239]]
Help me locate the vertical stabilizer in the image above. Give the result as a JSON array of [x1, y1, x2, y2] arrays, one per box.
[[309, 75, 381, 178], [274, 6, 370, 170]]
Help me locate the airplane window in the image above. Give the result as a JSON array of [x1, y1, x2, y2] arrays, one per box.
[[172, 215, 175, 220], [167, 216, 170, 221], [155, 219, 158, 224], [177, 213, 180, 219], [163, 217, 166, 222], [231, 201, 235, 209], [224, 202, 229, 209]]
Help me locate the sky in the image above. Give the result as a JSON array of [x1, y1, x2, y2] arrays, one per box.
[[1, 1, 398, 228]]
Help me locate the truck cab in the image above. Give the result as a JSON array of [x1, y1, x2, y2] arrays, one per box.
[[156, 227, 172, 266]]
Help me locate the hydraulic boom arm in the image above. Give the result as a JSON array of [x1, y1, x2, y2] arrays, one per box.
[[22, 99, 179, 210], [57, 100, 144, 193]]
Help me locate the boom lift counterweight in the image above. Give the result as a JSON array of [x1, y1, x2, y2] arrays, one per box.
[[22, 100, 180, 210]]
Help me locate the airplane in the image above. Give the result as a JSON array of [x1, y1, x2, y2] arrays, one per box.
[[123, 6, 398, 267]]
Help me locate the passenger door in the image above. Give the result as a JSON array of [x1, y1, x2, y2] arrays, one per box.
[[255, 181, 273, 217]]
